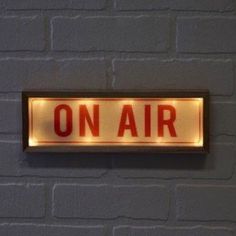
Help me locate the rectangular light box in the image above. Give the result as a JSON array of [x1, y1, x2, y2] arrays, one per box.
[[22, 91, 209, 153]]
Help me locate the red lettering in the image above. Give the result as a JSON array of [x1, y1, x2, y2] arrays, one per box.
[[118, 105, 138, 137], [158, 105, 177, 137], [144, 105, 151, 137], [79, 105, 99, 136], [54, 104, 72, 137]]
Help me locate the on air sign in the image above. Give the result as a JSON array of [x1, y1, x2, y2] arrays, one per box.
[[22, 91, 209, 153]]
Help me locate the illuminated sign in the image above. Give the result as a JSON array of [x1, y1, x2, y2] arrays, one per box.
[[22, 91, 209, 153]]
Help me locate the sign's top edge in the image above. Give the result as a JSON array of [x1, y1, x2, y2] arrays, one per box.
[[22, 90, 210, 98]]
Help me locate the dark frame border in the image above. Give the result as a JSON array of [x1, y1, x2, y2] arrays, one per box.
[[22, 90, 209, 153]]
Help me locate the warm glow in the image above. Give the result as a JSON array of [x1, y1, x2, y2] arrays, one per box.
[[120, 100, 135, 105], [27, 97, 205, 149], [80, 99, 95, 105], [33, 99, 46, 106], [38, 100, 46, 106], [29, 137, 38, 146], [84, 137, 93, 143], [195, 98, 203, 101], [195, 136, 203, 146], [156, 137, 163, 143], [172, 100, 177, 106]]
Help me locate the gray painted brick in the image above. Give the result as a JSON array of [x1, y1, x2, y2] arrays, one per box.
[[211, 103, 236, 136], [177, 185, 236, 221], [0, 16, 45, 51], [57, 59, 107, 89], [0, 58, 107, 92], [0, 100, 21, 133], [171, 0, 234, 11], [0, 184, 45, 218], [113, 226, 233, 236], [53, 184, 169, 219], [115, 0, 234, 11], [52, 16, 170, 52], [0, 224, 105, 236], [0, 0, 235, 228], [0, 142, 110, 178], [4, 0, 106, 10], [113, 59, 233, 96], [177, 17, 236, 53], [115, 0, 169, 10], [113, 144, 235, 179]]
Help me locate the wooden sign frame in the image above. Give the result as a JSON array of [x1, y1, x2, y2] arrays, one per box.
[[22, 90, 209, 153]]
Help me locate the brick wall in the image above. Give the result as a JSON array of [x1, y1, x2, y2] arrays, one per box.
[[0, 0, 235, 235]]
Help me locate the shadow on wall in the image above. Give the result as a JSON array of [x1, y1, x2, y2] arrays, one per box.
[[24, 152, 208, 170], [111, 153, 207, 170]]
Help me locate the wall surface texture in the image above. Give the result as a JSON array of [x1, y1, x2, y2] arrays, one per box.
[[0, 0, 236, 235]]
